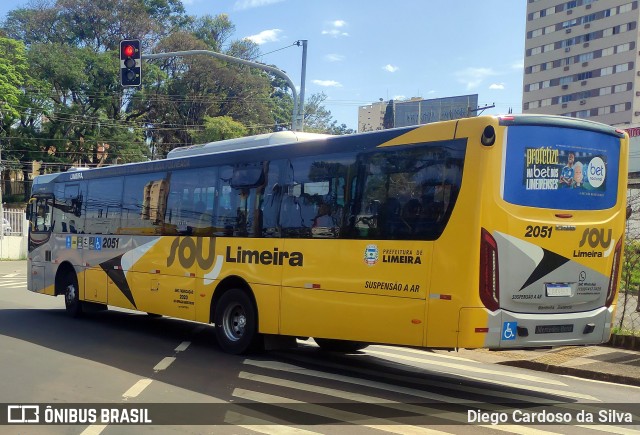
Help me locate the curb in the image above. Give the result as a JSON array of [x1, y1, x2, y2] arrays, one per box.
[[499, 360, 640, 387]]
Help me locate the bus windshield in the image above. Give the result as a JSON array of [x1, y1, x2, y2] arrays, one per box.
[[502, 125, 620, 210]]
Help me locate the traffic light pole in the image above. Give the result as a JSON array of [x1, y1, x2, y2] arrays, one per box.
[[141, 50, 303, 131]]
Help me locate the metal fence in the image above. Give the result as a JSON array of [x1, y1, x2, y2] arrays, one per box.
[[618, 189, 640, 335], [3, 208, 25, 236]]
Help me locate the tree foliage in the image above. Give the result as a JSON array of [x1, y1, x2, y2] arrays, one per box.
[[0, 37, 28, 122], [0, 0, 351, 196]]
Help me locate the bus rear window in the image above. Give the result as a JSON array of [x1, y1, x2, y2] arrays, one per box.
[[502, 126, 620, 210]]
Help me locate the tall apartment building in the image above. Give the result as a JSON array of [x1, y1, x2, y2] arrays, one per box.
[[523, 0, 639, 126]]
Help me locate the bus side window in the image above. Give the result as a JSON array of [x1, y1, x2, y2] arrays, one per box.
[[35, 201, 52, 232]]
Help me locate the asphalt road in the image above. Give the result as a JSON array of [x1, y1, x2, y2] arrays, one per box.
[[1, 261, 640, 434]]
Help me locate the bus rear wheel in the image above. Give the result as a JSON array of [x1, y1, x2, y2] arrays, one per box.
[[314, 338, 368, 353], [214, 288, 260, 354], [62, 272, 82, 318]]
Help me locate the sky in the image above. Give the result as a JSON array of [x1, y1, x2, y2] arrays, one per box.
[[0, 0, 527, 130]]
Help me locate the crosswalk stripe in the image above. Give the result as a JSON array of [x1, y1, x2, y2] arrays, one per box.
[[256, 356, 561, 404], [232, 388, 451, 435], [372, 345, 476, 363], [224, 410, 322, 434], [479, 425, 562, 435], [0, 281, 26, 287], [238, 370, 566, 434], [245, 359, 484, 404], [452, 372, 599, 402], [366, 349, 566, 386], [576, 425, 640, 434], [239, 371, 472, 423]]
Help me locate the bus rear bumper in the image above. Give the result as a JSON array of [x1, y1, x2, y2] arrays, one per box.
[[458, 306, 614, 349]]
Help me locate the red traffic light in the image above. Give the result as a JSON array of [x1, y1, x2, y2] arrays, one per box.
[[123, 44, 135, 58], [120, 39, 141, 87]]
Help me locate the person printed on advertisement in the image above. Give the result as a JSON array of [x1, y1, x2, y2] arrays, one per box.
[[559, 151, 575, 187], [573, 161, 584, 188]]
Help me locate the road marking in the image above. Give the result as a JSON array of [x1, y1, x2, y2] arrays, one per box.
[[245, 358, 481, 404], [374, 345, 476, 363], [576, 425, 640, 434], [80, 425, 107, 435], [239, 371, 471, 423], [224, 410, 322, 434], [122, 378, 153, 399], [479, 426, 561, 435], [153, 357, 176, 372], [561, 375, 640, 389], [366, 348, 566, 386], [248, 358, 564, 404], [232, 388, 449, 434], [175, 341, 191, 352], [238, 371, 564, 434], [0, 281, 26, 287], [453, 373, 599, 402]]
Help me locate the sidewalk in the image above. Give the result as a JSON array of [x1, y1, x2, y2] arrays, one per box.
[[449, 345, 640, 386]]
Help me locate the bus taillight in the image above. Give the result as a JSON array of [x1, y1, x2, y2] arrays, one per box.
[[480, 228, 500, 311], [606, 238, 623, 308]]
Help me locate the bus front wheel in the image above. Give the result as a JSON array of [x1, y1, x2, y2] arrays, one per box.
[[62, 272, 82, 318], [214, 288, 259, 354], [314, 338, 368, 353]]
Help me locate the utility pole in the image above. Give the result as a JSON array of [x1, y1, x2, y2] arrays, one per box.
[[141, 49, 303, 131], [296, 40, 308, 132]]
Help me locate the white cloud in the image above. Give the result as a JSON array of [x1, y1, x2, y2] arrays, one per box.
[[246, 29, 282, 45], [322, 29, 350, 37], [325, 54, 345, 62], [383, 64, 399, 73], [322, 20, 349, 38], [393, 95, 406, 101], [489, 83, 505, 90], [512, 59, 524, 70], [234, 0, 284, 10], [313, 79, 342, 87], [455, 67, 497, 90]]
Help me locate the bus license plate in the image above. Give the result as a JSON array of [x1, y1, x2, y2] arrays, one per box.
[[545, 283, 572, 297], [535, 325, 573, 334]]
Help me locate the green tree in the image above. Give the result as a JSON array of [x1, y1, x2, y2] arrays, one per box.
[[191, 115, 247, 143], [303, 92, 354, 135], [0, 37, 28, 122]]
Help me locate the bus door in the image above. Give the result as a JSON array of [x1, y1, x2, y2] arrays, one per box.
[[27, 196, 55, 295]]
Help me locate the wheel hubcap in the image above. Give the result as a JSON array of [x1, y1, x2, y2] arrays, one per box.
[[222, 304, 246, 342], [65, 284, 76, 305]]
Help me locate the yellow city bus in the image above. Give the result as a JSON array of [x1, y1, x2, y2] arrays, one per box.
[[27, 115, 628, 354]]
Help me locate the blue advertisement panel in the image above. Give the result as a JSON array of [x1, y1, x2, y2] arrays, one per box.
[[503, 126, 620, 210]]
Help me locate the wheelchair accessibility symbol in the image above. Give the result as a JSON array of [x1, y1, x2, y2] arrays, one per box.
[[502, 322, 517, 341]]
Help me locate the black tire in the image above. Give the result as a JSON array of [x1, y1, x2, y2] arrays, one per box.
[[314, 338, 368, 353], [62, 272, 82, 318], [214, 288, 260, 354]]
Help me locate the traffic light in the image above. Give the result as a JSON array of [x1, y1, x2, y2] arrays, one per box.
[[120, 39, 141, 87]]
